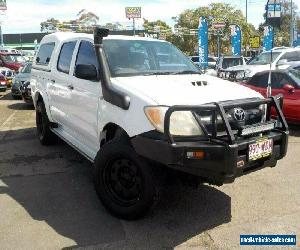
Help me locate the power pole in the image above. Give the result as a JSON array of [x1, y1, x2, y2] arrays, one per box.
[[0, 23, 3, 46], [133, 18, 136, 36], [246, 0, 248, 23], [290, 0, 294, 46]]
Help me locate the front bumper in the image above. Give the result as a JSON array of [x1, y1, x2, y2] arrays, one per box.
[[132, 130, 288, 185], [132, 96, 289, 185]]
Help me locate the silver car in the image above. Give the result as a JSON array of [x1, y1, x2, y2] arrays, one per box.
[[11, 62, 32, 99]]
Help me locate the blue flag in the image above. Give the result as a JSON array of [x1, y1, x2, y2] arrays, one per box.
[[230, 25, 242, 56], [198, 17, 208, 69], [263, 26, 273, 51]]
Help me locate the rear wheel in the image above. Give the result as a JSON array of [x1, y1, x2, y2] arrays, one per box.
[[36, 101, 57, 145], [94, 139, 159, 220]]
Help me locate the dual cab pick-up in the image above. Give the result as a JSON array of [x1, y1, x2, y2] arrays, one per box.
[[30, 28, 289, 220]]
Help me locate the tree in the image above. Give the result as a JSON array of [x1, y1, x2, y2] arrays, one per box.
[[143, 19, 172, 34], [167, 3, 257, 56], [77, 9, 99, 31], [40, 10, 99, 33], [40, 18, 60, 33]]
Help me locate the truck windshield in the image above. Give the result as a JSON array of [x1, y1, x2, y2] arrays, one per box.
[[2, 54, 26, 63], [103, 39, 200, 77], [248, 52, 281, 65], [222, 57, 243, 69]]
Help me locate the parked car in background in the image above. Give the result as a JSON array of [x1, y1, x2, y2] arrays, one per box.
[[190, 56, 218, 69], [0, 73, 8, 92], [11, 62, 32, 99], [0, 47, 20, 53], [226, 47, 300, 80], [0, 67, 15, 87], [0, 52, 26, 72], [20, 81, 33, 103], [242, 68, 300, 124], [20, 50, 35, 61], [217, 56, 247, 74], [205, 56, 247, 77]]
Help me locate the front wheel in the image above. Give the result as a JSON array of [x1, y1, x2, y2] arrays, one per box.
[[94, 140, 159, 220]]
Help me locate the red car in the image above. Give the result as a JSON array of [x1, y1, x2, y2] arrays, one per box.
[[0, 52, 26, 71], [0, 73, 8, 92], [242, 69, 300, 124]]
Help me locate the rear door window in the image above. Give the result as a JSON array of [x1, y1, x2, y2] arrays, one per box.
[[36, 43, 55, 65], [57, 41, 77, 74]]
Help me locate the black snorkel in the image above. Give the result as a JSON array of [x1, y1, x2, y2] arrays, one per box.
[[94, 27, 130, 110]]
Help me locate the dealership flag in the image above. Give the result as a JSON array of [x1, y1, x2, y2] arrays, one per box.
[[230, 25, 242, 56], [263, 25, 274, 51], [198, 17, 208, 69]]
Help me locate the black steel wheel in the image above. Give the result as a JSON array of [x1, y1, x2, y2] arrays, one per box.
[[104, 158, 142, 206], [94, 139, 158, 220]]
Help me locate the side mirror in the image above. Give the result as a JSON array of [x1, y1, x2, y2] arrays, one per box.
[[283, 84, 295, 93], [277, 59, 288, 66], [74, 64, 98, 81]]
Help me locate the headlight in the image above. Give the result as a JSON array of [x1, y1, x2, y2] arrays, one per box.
[[144, 106, 204, 136]]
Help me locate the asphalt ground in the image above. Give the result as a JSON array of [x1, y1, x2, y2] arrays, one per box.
[[0, 89, 299, 250]]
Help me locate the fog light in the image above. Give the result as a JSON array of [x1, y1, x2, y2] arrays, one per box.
[[187, 150, 205, 159]]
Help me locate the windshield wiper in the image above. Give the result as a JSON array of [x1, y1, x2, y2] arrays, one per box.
[[171, 70, 201, 75], [141, 72, 175, 76]]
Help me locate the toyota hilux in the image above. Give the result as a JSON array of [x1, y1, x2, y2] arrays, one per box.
[[30, 28, 289, 220]]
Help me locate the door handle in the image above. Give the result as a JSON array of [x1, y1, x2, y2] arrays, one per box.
[[67, 85, 74, 90], [51, 79, 55, 83]]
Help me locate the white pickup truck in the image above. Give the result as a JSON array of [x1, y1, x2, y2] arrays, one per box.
[[31, 28, 289, 220]]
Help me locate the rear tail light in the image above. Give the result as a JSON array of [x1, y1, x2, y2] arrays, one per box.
[[0, 81, 6, 85]]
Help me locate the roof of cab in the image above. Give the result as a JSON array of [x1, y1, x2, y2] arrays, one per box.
[[40, 32, 166, 44]]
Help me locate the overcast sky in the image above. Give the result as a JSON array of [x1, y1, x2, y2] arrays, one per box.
[[1, 0, 300, 34]]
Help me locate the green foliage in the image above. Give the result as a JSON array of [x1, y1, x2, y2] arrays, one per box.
[[143, 19, 172, 33], [40, 11, 99, 33], [166, 3, 256, 56]]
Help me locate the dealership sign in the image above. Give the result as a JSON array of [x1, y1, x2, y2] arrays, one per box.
[[267, 1, 281, 18], [198, 17, 208, 69], [212, 23, 225, 29], [125, 7, 141, 19], [0, 0, 7, 10], [249, 36, 260, 49]]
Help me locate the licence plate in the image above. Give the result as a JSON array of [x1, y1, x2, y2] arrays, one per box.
[[248, 138, 273, 161]]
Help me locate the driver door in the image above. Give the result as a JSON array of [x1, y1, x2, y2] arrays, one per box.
[[270, 72, 300, 121]]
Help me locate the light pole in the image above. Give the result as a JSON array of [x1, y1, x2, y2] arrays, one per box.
[[246, 0, 248, 23], [290, 0, 294, 46]]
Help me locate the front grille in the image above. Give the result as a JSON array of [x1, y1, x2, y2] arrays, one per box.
[[195, 104, 264, 137]]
